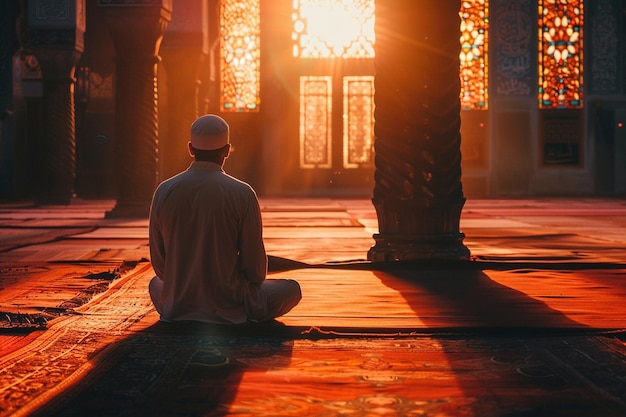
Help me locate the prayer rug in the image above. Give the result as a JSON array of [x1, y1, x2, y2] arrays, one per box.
[[0, 260, 145, 331], [25, 329, 626, 417], [2, 257, 624, 417], [3, 258, 625, 417], [0, 262, 156, 417]]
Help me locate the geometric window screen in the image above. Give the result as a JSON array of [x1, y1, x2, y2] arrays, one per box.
[[538, 0, 584, 109], [343, 76, 374, 168], [299, 76, 333, 168], [299, 76, 375, 169], [459, 0, 489, 110], [220, 0, 261, 112], [292, 0, 375, 59], [294, 1, 375, 170]]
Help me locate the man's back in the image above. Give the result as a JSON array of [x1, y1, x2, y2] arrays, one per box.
[[148, 114, 300, 325], [149, 160, 267, 323]]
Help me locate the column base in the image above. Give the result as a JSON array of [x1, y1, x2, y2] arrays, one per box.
[[368, 232, 470, 262], [368, 197, 470, 261]]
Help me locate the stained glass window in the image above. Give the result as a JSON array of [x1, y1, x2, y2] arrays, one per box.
[[343, 76, 374, 168], [300, 76, 333, 168], [460, 0, 489, 110], [220, 0, 260, 112], [292, 0, 375, 59], [538, 0, 583, 109]]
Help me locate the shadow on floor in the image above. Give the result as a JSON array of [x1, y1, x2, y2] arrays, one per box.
[[31, 321, 295, 417], [28, 256, 626, 417]]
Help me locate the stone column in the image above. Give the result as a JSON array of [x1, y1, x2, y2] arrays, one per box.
[[159, 0, 208, 181], [100, 0, 171, 218], [0, 1, 18, 198], [28, 0, 85, 205], [368, 0, 470, 261]]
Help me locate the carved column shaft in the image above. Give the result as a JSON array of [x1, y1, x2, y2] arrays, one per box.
[[35, 49, 81, 204], [102, 3, 171, 217], [29, 0, 85, 205], [368, 0, 470, 261], [114, 53, 160, 200]]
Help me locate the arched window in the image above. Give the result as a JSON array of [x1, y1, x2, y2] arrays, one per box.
[[460, 0, 489, 110], [538, 0, 584, 109], [220, 0, 260, 112], [292, 0, 375, 170], [292, 0, 375, 59]]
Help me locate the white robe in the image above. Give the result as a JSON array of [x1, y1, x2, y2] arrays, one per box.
[[148, 161, 271, 324]]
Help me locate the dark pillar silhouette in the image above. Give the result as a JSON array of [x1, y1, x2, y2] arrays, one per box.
[[159, 0, 208, 181], [368, 0, 470, 261], [101, 1, 171, 218], [0, 1, 19, 198], [29, 0, 85, 205]]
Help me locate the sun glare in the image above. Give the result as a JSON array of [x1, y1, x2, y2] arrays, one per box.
[[292, 0, 375, 59]]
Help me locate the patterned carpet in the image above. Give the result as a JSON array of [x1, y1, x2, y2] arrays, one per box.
[[2, 199, 626, 416], [0, 262, 155, 417], [0, 262, 624, 417], [28, 329, 626, 417]]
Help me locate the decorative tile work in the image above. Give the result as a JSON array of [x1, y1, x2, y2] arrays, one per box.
[[491, 0, 534, 97]]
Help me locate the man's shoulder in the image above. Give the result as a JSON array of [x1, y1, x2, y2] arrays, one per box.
[[155, 172, 186, 192], [222, 172, 255, 192], [155, 169, 257, 200], [220, 175, 260, 208]]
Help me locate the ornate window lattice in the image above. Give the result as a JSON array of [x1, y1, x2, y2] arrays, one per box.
[[538, 0, 584, 109], [292, 0, 375, 59], [220, 0, 260, 112], [300, 76, 333, 168], [460, 0, 489, 110], [343, 76, 374, 168]]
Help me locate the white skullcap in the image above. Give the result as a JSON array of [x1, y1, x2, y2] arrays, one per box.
[[190, 114, 230, 150]]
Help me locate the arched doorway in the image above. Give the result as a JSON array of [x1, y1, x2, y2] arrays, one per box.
[[263, 0, 376, 196]]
